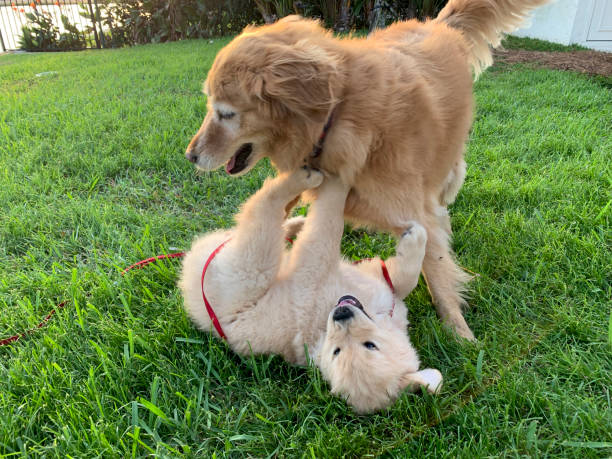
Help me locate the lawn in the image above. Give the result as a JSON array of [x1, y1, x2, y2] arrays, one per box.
[[0, 36, 610, 457]]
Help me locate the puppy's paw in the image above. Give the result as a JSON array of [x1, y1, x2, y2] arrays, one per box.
[[397, 221, 427, 257], [400, 368, 443, 394], [418, 369, 443, 394], [294, 166, 323, 190]]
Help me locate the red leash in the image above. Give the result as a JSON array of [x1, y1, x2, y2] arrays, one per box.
[[121, 252, 185, 275], [0, 252, 186, 347], [1, 241, 396, 346], [0, 301, 67, 346]]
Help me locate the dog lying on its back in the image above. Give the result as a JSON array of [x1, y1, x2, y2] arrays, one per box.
[[179, 167, 441, 413]]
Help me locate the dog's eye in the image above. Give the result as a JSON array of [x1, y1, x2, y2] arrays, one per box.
[[217, 111, 235, 120], [333, 347, 341, 357], [363, 341, 378, 350]]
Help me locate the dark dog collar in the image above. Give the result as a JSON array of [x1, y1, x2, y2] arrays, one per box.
[[310, 108, 336, 158]]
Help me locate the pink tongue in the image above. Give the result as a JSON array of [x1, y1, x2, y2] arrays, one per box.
[[225, 153, 237, 174], [337, 300, 355, 308]]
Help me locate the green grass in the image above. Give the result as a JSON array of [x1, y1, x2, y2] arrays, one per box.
[[1, 37, 611, 457], [501, 35, 590, 52]]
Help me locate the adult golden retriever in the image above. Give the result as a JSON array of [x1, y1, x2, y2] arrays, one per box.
[[185, 0, 549, 340]]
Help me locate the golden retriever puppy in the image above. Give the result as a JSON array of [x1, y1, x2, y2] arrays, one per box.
[[179, 167, 441, 413], [185, 0, 549, 341]]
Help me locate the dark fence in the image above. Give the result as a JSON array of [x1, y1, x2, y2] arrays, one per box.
[[0, 0, 104, 51]]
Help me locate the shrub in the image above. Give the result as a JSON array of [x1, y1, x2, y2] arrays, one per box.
[[255, 0, 447, 32], [18, 0, 447, 51], [97, 0, 261, 47], [19, 9, 85, 51]]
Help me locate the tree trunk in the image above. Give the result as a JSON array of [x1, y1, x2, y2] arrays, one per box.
[[368, 0, 387, 32], [254, 0, 276, 24], [335, 0, 350, 33]]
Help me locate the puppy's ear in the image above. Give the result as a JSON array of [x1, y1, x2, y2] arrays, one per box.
[[400, 368, 443, 394], [245, 40, 342, 120]]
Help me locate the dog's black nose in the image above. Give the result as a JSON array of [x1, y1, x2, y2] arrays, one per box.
[[333, 306, 354, 322], [185, 151, 199, 164]]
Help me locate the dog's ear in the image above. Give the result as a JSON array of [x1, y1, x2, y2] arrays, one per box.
[[243, 40, 342, 120], [400, 368, 443, 394]]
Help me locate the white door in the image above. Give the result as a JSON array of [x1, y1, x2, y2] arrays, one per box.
[[587, 0, 612, 41]]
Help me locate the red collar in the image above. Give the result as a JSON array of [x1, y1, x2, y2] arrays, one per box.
[[201, 239, 397, 341], [379, 259, 396, 317]]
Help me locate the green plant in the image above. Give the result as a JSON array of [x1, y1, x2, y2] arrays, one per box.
[[19, 8, 85, 51], [95, 0, 260, 47], [18, 9, 58, 51], [57, 14, 86, 50]]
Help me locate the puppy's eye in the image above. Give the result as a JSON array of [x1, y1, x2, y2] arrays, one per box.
[[363, 341, 378, 350], [333, 348, 341, 357], [217, 111, 235, 120]]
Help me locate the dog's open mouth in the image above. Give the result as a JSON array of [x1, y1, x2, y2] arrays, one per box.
[[336, 295, 364, 311], [335, 295, 374, 321], [225, 143, 253, 175]]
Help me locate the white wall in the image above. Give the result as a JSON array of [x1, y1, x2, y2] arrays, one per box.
[[513, 0, 612, 52], [514, 0, 579, 45]]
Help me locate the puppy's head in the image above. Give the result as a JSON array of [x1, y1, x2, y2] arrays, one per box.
[[318, 295, 442, 413], [186, 16, 343, 175]]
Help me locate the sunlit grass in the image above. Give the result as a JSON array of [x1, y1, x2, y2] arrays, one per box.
[[0, 36, 610, 456]]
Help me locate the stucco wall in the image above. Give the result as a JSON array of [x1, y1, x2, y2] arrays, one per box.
[[514, 0, 579, 45]]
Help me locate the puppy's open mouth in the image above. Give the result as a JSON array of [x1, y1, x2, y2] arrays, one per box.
[[336, 295, 373, 320], [225, 143, 253, 175], [336, 295, 363, 311]]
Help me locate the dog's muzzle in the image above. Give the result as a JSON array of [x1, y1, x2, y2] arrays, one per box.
[[333, 295, 364, 322], [333, 305, 354, 322], [333, 295, 372, 322]]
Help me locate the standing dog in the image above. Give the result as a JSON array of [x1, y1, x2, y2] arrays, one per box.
[[185, 0, 549, 340], [179, 168, 441, 413]]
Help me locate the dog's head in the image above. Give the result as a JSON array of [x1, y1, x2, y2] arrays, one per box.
[[186, 16, 343, 175], [318, 295, 442, 413]]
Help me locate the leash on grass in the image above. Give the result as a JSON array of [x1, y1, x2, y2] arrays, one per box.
[[0, 237, 398, 345], [0, 252, 186, 347], [0, 301, 68, 346]]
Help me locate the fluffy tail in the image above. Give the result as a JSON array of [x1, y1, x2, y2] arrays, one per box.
[[435, 0, 550, 77]]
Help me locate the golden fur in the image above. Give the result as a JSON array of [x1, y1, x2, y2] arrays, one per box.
[[179, 168, 442, 413], [186, 0, 549, 340]]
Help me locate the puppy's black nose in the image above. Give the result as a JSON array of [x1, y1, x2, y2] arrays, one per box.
[[185, 151, 199, 164], [333, 306, 354, 322]]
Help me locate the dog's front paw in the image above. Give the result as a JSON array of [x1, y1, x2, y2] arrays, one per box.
[[397, 221, 427, 257], [294, 166, 324, 190]]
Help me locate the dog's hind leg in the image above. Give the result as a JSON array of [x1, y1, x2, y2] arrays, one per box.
[[383, 221, 428, 299], [420, 218, 475, 341]]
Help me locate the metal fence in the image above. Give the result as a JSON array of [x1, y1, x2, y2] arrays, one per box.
[[0, 0, 104, 51]]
